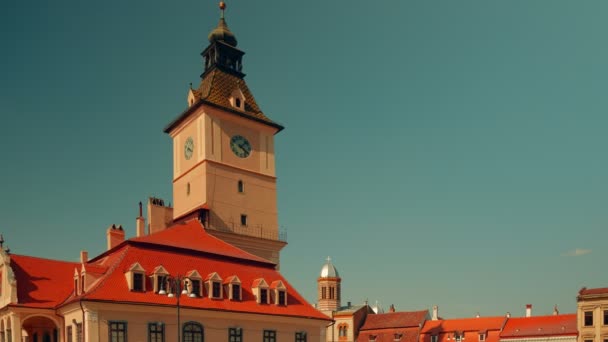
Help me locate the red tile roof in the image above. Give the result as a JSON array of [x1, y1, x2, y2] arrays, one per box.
[[578, 287, 608, 296], [65, 220, 330, 321], [358, 328, 419, 342], [125, 220, 273, 265], [9, 255, 79, 308], [421, 317, 506, 333], [361, 310, 428, 330], [500, 314, 577, 338]]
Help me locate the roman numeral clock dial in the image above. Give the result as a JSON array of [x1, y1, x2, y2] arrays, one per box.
[[230, 135, 252, 158]]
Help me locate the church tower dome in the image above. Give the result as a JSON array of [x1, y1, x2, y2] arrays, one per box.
[[317, 257, 341, 313], [207, 1, 238, 47]]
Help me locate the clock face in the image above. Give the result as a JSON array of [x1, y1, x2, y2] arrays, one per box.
[[184, 137, 194, 160], [230, 135, 252, 158]]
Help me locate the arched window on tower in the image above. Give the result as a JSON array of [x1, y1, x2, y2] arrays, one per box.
[[321, 287, 326, 299], [237, 180, 244, 193]]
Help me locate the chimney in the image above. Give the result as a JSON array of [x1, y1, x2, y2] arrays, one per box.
[[389, 304, 396, 313], [432, 305, 439, 320], [476, 313, 480, 318], [80, 250, 88, 264], [506, 312, 511, 318], [106, 224, 125, 250], [148, 197, 174, 234], [347, 301, 352, 307], [553, 305, 559, 316], [136, 202, 146, 237], [525, 304, 532, 317]]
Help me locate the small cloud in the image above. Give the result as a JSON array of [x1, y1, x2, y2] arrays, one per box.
[[563, 248, 592, 257]]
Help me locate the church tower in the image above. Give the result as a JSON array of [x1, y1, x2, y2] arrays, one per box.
[[164, 2, 286, 265], [318, 257, 341, 313]]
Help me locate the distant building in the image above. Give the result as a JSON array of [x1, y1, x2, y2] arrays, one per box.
[[500, 305, 577, 342], [317, 258, 373, 342], [577, 287, 608, 342], [357, 308, 428, 342], [420, 307, 507, 342]]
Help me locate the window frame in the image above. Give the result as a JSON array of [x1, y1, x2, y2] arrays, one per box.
[[108, 321, 127, 342], [585, 311, 594, 327], [277, 289, 286, 305], [295, 331, 307, 342], [76, 323, 83, 342], [260, 288, 268, 304], [263, 330, 277, 342], [604, 309, 608, 325], [190, 279, 201, 297], [133, 273, 144, 292], [212, 281, 221, 298], [431, 335, 438, 342], [67, 326, 73, 342], [229, 327, 242, 342], [231, 284, 241, 301], [182, 321, 204, 342], [148, 322, 164, 342]]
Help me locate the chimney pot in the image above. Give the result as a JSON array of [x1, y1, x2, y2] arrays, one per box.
[[107, 224, 125, 250], [80, 250, 88, 264], [526, 304, 532, 317], [432, 305, 439, 320]]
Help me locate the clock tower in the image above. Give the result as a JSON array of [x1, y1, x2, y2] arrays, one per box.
[[164, 2, 286, 265]]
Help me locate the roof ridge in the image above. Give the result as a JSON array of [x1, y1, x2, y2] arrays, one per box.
[[11, 253, 79, 265]]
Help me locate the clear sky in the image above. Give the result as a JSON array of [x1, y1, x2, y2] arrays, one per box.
[[1, 0, 607, 318]]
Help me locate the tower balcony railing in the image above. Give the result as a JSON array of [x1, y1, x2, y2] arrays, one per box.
[[206, 219, 287, 242]]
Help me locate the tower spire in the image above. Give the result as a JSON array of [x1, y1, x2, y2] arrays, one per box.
[[201, 1, 244, 78]]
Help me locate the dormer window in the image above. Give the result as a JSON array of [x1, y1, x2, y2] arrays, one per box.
[[369, 335, 377, 342], [152, 266, 169, 294], [230, 88, 245, 110], [260, 288, 268, 304], [394, 333, 403, 341], [252, 278, 269, 304], [205, 272, 223, 299], [431, 336, 439, 342], [125, 262, 146, 292], [455, 333, 463, 342], [185, 270, 202, 297], [271, 280, 287, 306], [225, 276, 242, 301], [479, 334, 486, 342]]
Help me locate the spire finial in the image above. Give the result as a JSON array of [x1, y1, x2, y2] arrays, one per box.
[[326, 256, 331, 263], [219, 2, 226, 19]]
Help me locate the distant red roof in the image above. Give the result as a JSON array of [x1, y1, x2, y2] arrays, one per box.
[[358, 328, 419, 342], [361, 310, 428, 330], [421, 317, 506, 333], [501, 314, 577, 338], [578, 287, 608, 296], [9, 255, 79, 308]]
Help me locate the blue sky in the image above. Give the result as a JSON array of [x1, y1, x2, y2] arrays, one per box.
[[1, 0, 607, 318]]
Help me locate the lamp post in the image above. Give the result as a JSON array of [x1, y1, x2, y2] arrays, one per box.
[[164, 275, 190, 342]]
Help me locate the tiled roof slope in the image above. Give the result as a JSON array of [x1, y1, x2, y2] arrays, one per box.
[[358, 328, 419, 342], [75, 220, 329, 321], [361, 310, 428, 330], [421, 317, 506, 333], [578, 287, 608, 296], [500, 314, 577, 338], [9, 255, 79, 308], [164, 68, 283, 133], [127, 220, 273, 265], [357, 311, 428, 342]]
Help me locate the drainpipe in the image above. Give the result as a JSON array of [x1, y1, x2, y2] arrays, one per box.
[[327, 319, 336, 342], [79, 299, 86, 342]]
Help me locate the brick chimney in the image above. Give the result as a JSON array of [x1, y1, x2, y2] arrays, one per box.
[[389, 304, 396, 313], [106, 224, 125, 250], [147, 197, 174, 234], [525, 304, 532, 317], [80, 250, 88, 264], [136, 202, 146, 237], [432, 305, 439, 320]]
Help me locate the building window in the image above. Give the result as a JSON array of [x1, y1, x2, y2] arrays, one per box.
[[338, 324, 348, 338], [191, 280, 201, 297], [321, 287, 326, 299], [278, 290, 286, 305], [240, 214, 247, 226], [584, 340, 593, 342], [67, 326, 73, 342], [329, 287, 335, 299], [296, 332, 307, 342], [76, 323, 83, 342], [148, 322, 164, 342], [260, 288, 268, 304], [235, 98, 242, 108], [604, 310, 608, 325], [133, 273, 144, 291], [455, 334, 463, 342], [187, 183, 191, 195], [369, 335, 377, 342], [157, 275, 167, 294], [431, 336, 438, 342], [183, 322, 203, 342], [81, 274, 85, 293], [479, 333, 486, 342], [585, 311, 594, 326], [212, 282, 221, 298], [263, 330, 276, 342], [237, 180, 244, 193], [109, 321, 127, 342], [74, 278, 78, 295], [394, 333, 403, 341], [229, 327, 242, 342], [232, 284, 241, 301]]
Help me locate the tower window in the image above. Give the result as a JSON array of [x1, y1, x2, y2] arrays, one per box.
[[240, 214, 247, 226], [235, 98, 241, 108], [237, 180, 244, 193], [321, 287, 326, 299], [585, 311, 593, 326], [187, 182, 191, 195]]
